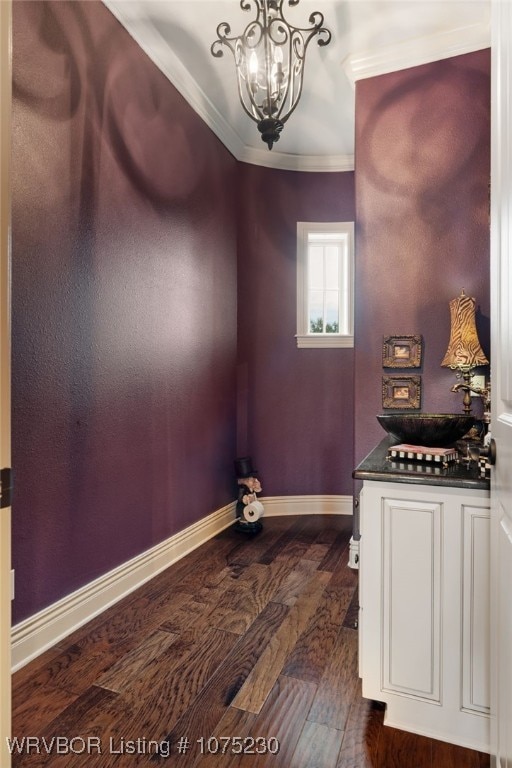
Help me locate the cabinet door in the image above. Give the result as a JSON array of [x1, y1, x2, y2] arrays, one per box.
[[381, 496, 442, 702], [359, 486, 442, 703]]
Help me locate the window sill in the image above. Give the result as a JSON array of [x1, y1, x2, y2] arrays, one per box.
[[296, 334, 354, 349]]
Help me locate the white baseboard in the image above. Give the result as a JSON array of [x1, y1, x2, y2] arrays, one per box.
[[11, 501, 236, 672], [261, 495, 353, 517], [11, 494, 353, 671]]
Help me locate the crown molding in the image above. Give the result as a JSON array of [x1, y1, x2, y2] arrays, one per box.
[[103, 1, 352, 173], [239, 146, 355, 173], [344, 22, 491, 84]]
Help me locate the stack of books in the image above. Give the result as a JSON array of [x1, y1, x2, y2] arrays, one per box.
[[387, 443, 458, 468]]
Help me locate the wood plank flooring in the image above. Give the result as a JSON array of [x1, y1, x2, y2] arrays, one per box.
[[11, 514, 490, 767]]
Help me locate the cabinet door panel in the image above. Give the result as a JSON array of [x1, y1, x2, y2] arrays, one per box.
[[382, 497, 442, 701], [462, 505, 490, 714]]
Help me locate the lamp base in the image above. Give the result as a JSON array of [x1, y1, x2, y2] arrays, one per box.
[[461, 369, 473, 415]]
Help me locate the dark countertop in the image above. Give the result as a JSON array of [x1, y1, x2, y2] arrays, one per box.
[[353, 436, 490, 492]]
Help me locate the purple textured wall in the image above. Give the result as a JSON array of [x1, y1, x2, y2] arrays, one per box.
[[237, 164, 356, 496], [11, 1, 237, 623], [354, 50, 491, 467]]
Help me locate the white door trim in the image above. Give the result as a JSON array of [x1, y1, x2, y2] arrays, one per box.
[[0, 2, 12, 766]]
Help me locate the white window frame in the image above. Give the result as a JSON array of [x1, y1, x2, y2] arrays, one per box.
[[296, 221, 354, 348]]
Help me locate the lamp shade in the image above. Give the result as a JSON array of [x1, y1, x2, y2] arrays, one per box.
[[441, 290, 489, 369]]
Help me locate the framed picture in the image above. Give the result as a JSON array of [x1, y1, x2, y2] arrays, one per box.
[[382, 335, 422, 368], [382, 375, 421, 409]]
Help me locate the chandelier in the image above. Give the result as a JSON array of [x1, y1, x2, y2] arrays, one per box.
[[211, 0, 332, 150]]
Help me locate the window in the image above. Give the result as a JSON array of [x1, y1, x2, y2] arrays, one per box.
[[296, 222, 354, 348]]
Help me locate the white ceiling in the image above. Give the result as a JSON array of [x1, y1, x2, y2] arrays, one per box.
[[103, 0, 490, 171]]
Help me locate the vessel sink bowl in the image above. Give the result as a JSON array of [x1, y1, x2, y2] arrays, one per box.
[[376, 413, 475, 447]]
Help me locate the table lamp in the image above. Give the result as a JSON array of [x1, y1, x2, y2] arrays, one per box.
[[441, 290, 489, 415]]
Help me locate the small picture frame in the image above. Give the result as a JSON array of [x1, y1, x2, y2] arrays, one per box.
[[383, 335, 422, 368], [382, 375, 422, 410]]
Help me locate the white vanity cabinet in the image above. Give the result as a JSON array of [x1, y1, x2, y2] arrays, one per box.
[[359, 480, 490, 752]]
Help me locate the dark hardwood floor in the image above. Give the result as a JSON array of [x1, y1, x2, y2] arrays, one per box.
[[11, 514, 490, 767]]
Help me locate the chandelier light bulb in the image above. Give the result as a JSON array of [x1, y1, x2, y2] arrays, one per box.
[[249, 51, 259, 76]]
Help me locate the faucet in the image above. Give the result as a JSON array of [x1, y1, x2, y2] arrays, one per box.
[[450, 380, 491, 426]]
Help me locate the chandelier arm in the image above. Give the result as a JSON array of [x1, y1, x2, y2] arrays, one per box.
[[240, 74, 267, 123], [238, 83, 263, 123], [283, 18, 331, 47], [240, 0, 259, 14], [211, 22, 239, 58], [272, 76, 290, 121], [276, 25, 292, 124], [235, 42, 265, 122], [272, 48, 293, 121], [271, 12, 329, 121], [266, 17, 290, 107], [276, 73, 302, 123], [263, 3, 274, 118], [271, 31, 302, 120], [241, 20, 264, 52], [240, 29, 269, 121], [274, 9, 330, 38], [305, 13, 332, 47], [267, 17, 288, 46]]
